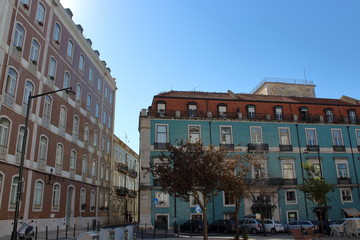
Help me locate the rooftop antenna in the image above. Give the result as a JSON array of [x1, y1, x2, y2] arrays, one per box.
[[303, 68, 307, 84], [191, 84, 201, 91], [124, 131, 129, 144]]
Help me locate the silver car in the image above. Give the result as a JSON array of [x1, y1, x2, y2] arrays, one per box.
[[239, 218, 263, 234], [286, 220, 319, 234], [263, 219, 285, 233]]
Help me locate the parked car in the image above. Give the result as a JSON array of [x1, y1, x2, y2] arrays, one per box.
[[239, 218, 263, 234], [263, 219, 285, 233], [180, 220, 205, 233], [286, 220, 319, 234], [209, 219, 236, 234]]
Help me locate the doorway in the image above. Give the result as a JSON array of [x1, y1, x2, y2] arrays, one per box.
[[66, 186, 75, 226]]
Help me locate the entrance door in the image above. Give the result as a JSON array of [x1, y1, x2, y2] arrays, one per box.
[[156, 215, 168, 230], [66, 186, 75, 226]]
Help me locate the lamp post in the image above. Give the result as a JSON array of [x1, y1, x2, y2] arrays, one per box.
[[11, 87, 75, 240]]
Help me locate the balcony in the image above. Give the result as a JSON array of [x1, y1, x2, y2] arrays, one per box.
[[116, 186, 128, 196], [220, 144, 234, 150], [247, 143, 269, 152], [128, 190, 137, 198], [337, 177, 352, 184], [154, 142, 168, 150], [333, 145, 346, 152], [282, 179, 297, 185], [117, 163, 128, 173], [128, 169, 138, 178], [279, 145, 293, 151], [306, 145, 319, 152]]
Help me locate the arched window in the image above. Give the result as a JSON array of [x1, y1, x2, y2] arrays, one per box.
[[67, 40, 73, 59], [30, 39, 40, 64], [43, 95, 52, 120], [84, 124, 90, 142], [9, 176, 21, 209], [6, 68, 17, 96], [70, 150, 77, 171], [63, 72, 70, 88], [38, 136, 48, 162], [36, 2, 45, 24], [79, 54, 85, 71], [106, 166, 109, 181], [97, 77, 102, 91], [0, 173, 3, 206], [48, 57, 57, 79], [23, 81, 34, 105], [101, 137, 105, 151], [100, 163, 104, 179], [75, 84, 81, 102], [13, 24, 25, 49], [95, 103, 99, 118], [93, 130, 98, 147], [104, 193, 108, 208], [86, 94, 91, 111], [103, 111, 107, 125], [55, 144, 63, 167], [99, 192, 104, 209], [80, 189, 86, 211], [33, 180, 44, 210], [89, 67, 94, 83], [72, 115, 79, 137], [91, 160, 97, 177], [82, 155, 88, 175], [53, 23, 61, 43], [59, 106, 67, 129], [16, 126, 26, 153], [90, 190, 95, 212], [0, 118, 10, 147], [52, 183, 60, 211]]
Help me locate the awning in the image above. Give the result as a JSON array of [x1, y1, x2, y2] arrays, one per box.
[[342, 208, 360, 217]]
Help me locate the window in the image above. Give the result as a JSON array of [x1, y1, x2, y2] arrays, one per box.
[[67, 40, 73, 59], [274, 106, 283, 120], [92, 160, 97, 177], [100, 164, 104, 179], [33, 180, 44, 210], [104, 193, 108, 208], [336, 160, 349, 178], [16, 126, 26, 153], [305, 128, 318, 145], [349, 110, 357, 124], [223, 192, 235, 206], [93, 130, 98, 147], [299, 107, 308, 121], [63, 72, 70, 88], [341, 188, 352, 203], [220, 126, 232, 145], [155, 192, 169, 207], [9, 176, 20, 209], [250, 126, 262, 143], [82, 156, 88, 175], [157, 101, 166, 117], [189, 125, 200, 143], [84, 124, 89, 142], [30, 39, 40, 64], [89, 67, 93, 83], [6, 68, 18, 96], [189, 192, 203, 207], [106, 166, 109, 180], [80, 189, 86, 212], [107, 140, 110, 154], [90, 190, 95, 211], [23, 81, 34, 106], [107, 116, 111, 129], [287, 211, 298, 223], [97, 77, 102, 91], [155, 124, 168, 144], [70, 150, 76, 171], [247, 105, 256, 119], [53, 23, 61, 43], [331, 129, 344, 146], [75, 84, 81, 101], [356, 130, 360, 146], [38, 136, 47, 162], [48, 57, 56, 78], [285, 190, 297, 204], [282, 162, 295, 179], [325, 108, 334, 123], [279, 127, 291, 145], [72, 115, 79, 137], [21, 0, 30, 5], [13, 24, 25, 49], [105, 86, 108, 99], [79, 54, 84, 72], [52, 184, 60, 211], [101, 137, 105, 151], [85, 94, 92, 112], [55, 144, 63, 167], [0, 118, 10, 147], [253, 163, 265, 179], [95, 103, 99, 118], [188, 102, 197, 117], [59, 106, 67, 129], [43, 95, 52, 120], [103, 111, 107, 125], [36, 3, 45, 25], [218, 104, 227, 118], [109, 92, 113, 105], [99, 192, 104, 209]]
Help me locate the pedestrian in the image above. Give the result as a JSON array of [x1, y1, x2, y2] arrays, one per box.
[[129, 211, 133, 222]]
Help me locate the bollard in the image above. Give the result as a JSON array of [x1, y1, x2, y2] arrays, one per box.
[[56, 225, 59, 240], [141, 227, 144, 240], [153, 225, 156, 239], [65, 224, 68, 239], [87, 222, 89, 232], [145, 223, 147, 232], [165, 227, 167, 238], [35, 226, 38, 240], [46, 226, 48, 240], [73, 223, 76, 237]]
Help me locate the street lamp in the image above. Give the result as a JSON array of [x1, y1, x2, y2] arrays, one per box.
[[11, 87, 75, 240]]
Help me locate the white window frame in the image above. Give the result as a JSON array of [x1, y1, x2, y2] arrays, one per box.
[[72, 115, 80, 137], [33, 180, 44, 210], [79, 54, 85, 72], [6, 68, 18, 96], [38, 135, 48, 162], [155, 124, 168, 144], [286, 210, 299, 223], [252, 161, 267, 179], [63, 72, 70, 88], [305, 128, 318, 145], [250, 126, 263, 144], [97, 77, 102, 91], [16, 126, 26, 153], [331, 129, 344, 146], [220, 125, 233, 145], [90, 190, 96, 212], [278, 127, 291, 145], [55, 144, 63, 167], [340, 188, 353, 203], [285, 190, 297, 205], [335, 159, 349, 178], [188, 125, 201, 143], [356, 129, 360, 146], [30, 39, 40, 63], [51, 183, 60, 211], [67, 40, 73, 59], [36, 2, 45, 23], [84, 124, 90, 142], [86, 94, 91, 111], [89, 67, 93, 84], [82, 156, 88, 175], [155, 191, 169, 208], [53, 23, 61, 42], [70, 150, 77, 171], [75, 84, 81, 102], [80, 188, 86, 212], [281, 159, 296, 179], [48, 57, 56, 78], [59, 106, 67, 129], [0, 117, 10, 147], [13, 23, 25, 48], [223, 192, 235, 207], [189, 192, 203, 207], [43, 95, 52, 120]]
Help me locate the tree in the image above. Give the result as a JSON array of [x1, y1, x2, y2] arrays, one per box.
[[143, 142, 229, 240], [219, 154, 253, 240], [298, 161, 334, 233]]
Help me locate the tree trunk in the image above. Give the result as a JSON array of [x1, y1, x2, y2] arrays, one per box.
[[234, 201, 240, 240], [203, 206, 208, 240]]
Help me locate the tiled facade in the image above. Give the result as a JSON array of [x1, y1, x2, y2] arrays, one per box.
[[0, 0, 116, 236], [110, 136, 139, 225], [139, 81, 360, 230]]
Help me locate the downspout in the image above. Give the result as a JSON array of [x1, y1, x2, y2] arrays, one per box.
[[346, 126, 360, 201], [295, 124, 308, 219], [209, 121, 215, 222]]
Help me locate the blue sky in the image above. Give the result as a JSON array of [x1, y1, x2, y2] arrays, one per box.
[[61, 0, 360, 153]]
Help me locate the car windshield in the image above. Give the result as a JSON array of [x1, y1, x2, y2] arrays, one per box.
[[274, 221, 281, 224]]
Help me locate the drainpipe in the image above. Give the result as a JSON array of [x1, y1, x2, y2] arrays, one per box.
[[346, 126, 360, 201], [295, 124, 308, 219], [209, 121, 215, 222]]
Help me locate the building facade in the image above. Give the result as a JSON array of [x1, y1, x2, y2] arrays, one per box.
[[0, 0, 116, 236], [139, 79, 360, 230], [110, 136, 139, 225]]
